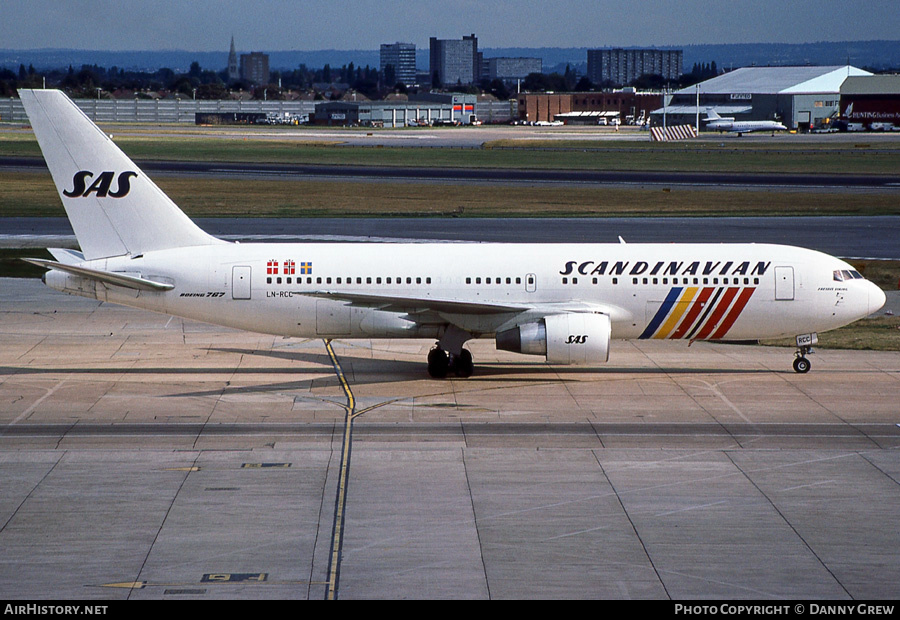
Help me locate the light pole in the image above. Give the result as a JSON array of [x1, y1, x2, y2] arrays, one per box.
[[695, 84, 700, 134]]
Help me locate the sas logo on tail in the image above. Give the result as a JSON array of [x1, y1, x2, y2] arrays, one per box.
[[63, 171, 137, 198]]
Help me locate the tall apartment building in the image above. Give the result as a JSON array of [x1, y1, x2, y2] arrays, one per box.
[[429, 34, 479, 86], [587, 48, 683, 86], [487, 57, 542, 82], [240, 52, 270, 85], [380, 42, 417, 87]]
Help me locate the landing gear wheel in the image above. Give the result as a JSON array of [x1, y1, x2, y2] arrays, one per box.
[[427, 346, 450, 379], [793, 356, 811, 374], [453, 349, 474, 378]]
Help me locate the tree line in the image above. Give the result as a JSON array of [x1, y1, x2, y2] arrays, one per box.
[[0, 58, 727, 100]]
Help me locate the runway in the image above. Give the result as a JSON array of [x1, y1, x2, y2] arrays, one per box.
[[2, 278, 899, 599], [4, 155, 900, 190], [4, 215, 900, 259]]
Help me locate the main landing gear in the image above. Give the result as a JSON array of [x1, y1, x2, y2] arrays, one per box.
[[427, 325, 474, 378], [427, 346, 474, 378]]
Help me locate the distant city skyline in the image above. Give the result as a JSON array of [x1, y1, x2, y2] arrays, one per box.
[[2, 0, 899, 52]]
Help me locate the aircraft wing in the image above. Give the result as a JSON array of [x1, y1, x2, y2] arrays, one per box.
[[303, 290, 525, 315], [303, 291, 630, 322]]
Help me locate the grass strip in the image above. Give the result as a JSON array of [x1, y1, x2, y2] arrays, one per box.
[[2, 170, 898, 218], [3, 130, 900, 174]]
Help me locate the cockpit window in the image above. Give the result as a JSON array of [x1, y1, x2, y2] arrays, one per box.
[[833, 269, 864, 282]]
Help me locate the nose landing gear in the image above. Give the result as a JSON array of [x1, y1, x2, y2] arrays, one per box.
[[792, 333, 817, 374], [792, 353, 811, 374]]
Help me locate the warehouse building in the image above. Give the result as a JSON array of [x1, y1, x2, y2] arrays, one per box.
[[653, 65, 872, 131]]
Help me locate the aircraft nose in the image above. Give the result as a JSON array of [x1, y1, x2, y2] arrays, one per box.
[[868, 281, 886, 316]]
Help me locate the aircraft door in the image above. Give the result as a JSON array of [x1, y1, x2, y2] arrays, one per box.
[[525, 273, 537, 293], [232, 265, 251, 300], [774, 266, 794, 301]]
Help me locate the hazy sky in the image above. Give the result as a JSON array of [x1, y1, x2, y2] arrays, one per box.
[[3, 0, 898, 51]]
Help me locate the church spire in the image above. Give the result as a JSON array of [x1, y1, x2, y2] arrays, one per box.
[[228, 35, 239, 82]]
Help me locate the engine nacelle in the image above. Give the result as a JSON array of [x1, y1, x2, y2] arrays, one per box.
[[496, 313, 611, 365]]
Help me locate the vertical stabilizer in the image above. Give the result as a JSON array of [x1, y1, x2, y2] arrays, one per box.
[[19, 89, 224, 260]]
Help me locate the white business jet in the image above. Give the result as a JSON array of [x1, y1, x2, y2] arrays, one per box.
[[704, 109, 788, 136], [19, 90, 884, 376]]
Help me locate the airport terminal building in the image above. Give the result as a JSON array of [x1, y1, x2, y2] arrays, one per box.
[[653, 65, 872, 131]]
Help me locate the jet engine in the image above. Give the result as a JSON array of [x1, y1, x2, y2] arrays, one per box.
[[495, 313, 611, 364]]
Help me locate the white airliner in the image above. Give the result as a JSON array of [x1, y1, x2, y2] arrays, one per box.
[[704, 109, 788, 136], [19, 89, 884, 376]]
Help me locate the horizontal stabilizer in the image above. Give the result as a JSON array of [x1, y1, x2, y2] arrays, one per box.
[[22, 258, 174, 291], [47, 248, 85, 265]]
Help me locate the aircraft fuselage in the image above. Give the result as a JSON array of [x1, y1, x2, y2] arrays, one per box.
[[45, 241, 883, 344]]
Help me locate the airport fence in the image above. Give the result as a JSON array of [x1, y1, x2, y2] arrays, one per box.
[[0, 97, 317, 124], [0, 98, 513, 124]]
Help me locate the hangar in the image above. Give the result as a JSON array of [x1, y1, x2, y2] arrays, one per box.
[[653, 65, 872, 131], [840, 75, 900, 129], [517, 90, 663, 125], [313, 94, 479, 127]]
